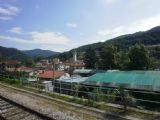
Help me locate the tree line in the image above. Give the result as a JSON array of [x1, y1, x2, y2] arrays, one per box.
[[84, 44, 156, 70]]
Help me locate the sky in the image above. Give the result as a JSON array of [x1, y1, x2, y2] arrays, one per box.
[[0, 0, 160, 52]]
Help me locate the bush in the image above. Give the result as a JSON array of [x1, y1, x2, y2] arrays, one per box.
[[0, 76, 20, 85]]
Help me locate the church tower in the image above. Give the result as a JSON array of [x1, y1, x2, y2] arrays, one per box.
[[73, 50, 77, 63]]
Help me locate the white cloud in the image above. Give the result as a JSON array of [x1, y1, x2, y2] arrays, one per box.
[[9, 27, 23, 34], [29, 32, 70, 45], [4, 28, 71, 45], [0, 35, 30, 44], [0, 16, 12, 20], [0, 5, 20, 21], [66, 23, 77, 28], [0, 31, 71, 45], [0, 31, 75, 52], [98, 14, 160, 40], [0, 5, 20, 16]]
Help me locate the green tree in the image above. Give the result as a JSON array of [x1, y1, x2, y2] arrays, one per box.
[[117, 52, 130, 70], [107, 87, 135, 112], [84, 47, 97, 69], [93, 88, 104, 102], [23, 58, 35, 67], [118, 87, 132, 112], [148, 58, 157, 70], [128, 44, 153, 70], [73, 84, 81, 98], [100, 44, 118, 70], [34, 56, 44, 62]]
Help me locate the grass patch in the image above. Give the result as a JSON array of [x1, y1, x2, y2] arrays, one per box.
[[0, 76, 21, 86]]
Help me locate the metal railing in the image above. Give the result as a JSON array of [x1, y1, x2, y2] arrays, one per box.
[[0, 73, 160, 108]]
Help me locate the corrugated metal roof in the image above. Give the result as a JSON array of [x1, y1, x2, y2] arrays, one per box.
[[57, 76, 88, 83], [73, 69, 106, 74]]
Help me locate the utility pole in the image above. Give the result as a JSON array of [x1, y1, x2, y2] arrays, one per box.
[[52, 62, 55, 92], [59, 78, 61, 95]]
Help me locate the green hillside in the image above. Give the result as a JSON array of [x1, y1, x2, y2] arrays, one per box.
[[22, 49, 60, 58], [55, 26, 160, 61], [0, 46, 30, 61]]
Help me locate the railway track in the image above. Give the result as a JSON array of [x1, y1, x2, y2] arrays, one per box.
[[0, 96, 53, 120]]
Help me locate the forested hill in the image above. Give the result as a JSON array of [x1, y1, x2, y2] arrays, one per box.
[[76, 26, 160, 52], [22, 49, 60, 58], [55, 26, 160, 60], [0, 46, 30, 61], [0, 46, 60, 61]]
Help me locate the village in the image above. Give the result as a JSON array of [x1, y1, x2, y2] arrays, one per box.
[[1, 0, 160, 119], [0, 50, 160, 99], [0, 51, 88, 90], [1, 52, 160, 120]]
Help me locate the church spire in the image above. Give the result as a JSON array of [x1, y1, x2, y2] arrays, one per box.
[[73, 50, 77, 63]]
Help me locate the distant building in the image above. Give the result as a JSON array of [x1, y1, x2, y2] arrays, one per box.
[[73, 69, 106, 77], [0, 60, 18, 72], [51, 55, 85, 72], [34, 51, 85, 73], [53, 58, 60, 63], [16, 66, 33, 73], [35, 59, 50, 69], [40, 59, 49, 65], [55, 62, 66, 71], [52, 58, 65, 71], [55, 76, 88, 94], [61, 50, 85, 74]]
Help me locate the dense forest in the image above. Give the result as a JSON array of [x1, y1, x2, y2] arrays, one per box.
[[0, 46, 29, 61], [84, 44, 156, 70], [0, 46, 35, 67]]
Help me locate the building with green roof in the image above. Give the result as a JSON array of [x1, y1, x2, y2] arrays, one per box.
[[83, 71, 160, 92]]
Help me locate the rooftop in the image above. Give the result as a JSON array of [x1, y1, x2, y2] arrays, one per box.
[[57, 76, 88, 83], [16, 66, 33, 72], [0, 60, 18, 65], [37, 70, 65, 79]]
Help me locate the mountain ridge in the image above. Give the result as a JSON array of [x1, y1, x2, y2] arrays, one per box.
[[0, 46, 60, 61], [54, 26, 160, 60], [1, 25, 160, 61], [0, 46, 30, 61], [22, 49, 60, 58]]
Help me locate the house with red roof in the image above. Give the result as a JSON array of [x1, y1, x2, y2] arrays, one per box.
[[0, 60, 18, 72], [16, 66, 34, 73], [37, 70, 65, 81]]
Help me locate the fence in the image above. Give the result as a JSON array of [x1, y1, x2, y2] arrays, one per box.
[[0, 73, 160, 110]]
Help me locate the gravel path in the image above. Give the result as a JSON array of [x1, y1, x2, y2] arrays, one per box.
[[0, 84, 107, 120], [0, 96, 47, 120]]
